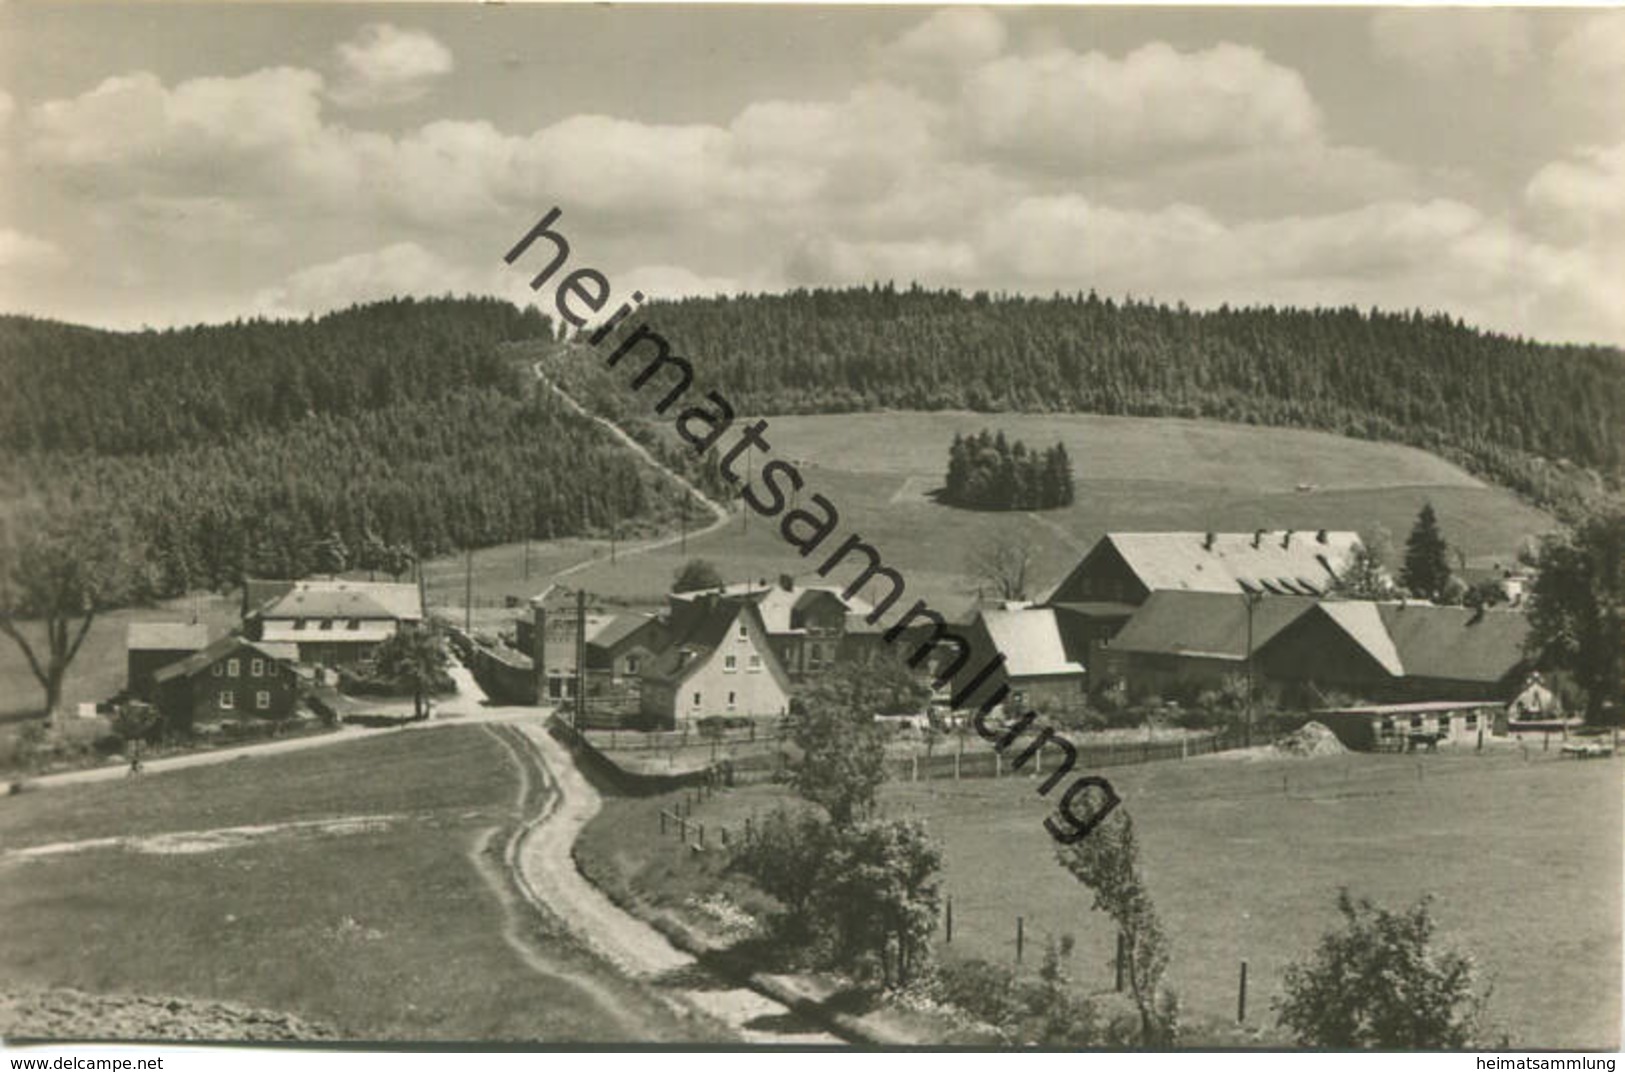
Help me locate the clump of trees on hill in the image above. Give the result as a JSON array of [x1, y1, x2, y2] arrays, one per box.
[[943, 430, 1075, 511]]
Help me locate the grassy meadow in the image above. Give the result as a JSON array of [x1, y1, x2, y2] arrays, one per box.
[[0, 725, 709, 1042], [438, 411, 1557, 618], [582, 746, 1623, 1048]]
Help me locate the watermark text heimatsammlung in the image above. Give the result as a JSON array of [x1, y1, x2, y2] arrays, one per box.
[[505, 206, 1121, 842]]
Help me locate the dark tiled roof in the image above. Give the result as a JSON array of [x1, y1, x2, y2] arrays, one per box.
[[152, 635, 297, 684], [1109, 591, 1318, 659], [1377, 603, 1530, 684]]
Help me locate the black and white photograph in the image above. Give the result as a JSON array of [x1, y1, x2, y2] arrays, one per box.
[[0, 1, 1620, 1057]]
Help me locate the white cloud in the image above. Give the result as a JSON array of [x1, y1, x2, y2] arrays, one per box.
[[253, 242, 497, 317], [330, 23, 453, 108], [28, 67, 326, 179], [961, 42, 1321, 170], [0, 227, 67, 272], [1526, 143, 1625, 230], [1552, 11, 1625, 121], [877, 7, 1006, 82], [1370, 10, 1532, 76]]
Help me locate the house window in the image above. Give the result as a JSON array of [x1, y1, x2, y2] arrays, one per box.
[[227, 658, 240, 678], [692, 691, 702, 708], [251, 658, 264, 677], [625, 655, 640, 675], [293, 619, 307, 631], [1465, 713, 1479, 729], [1411, 715, 1423, 729], [256, 690, 271, 710], [724, 654, 738, 673], [809, 643, 824, 669], [212, 662, 224, 677], [220, 689, 235, 710], [347, 619, 361, 631], [748, 654, 762, 673], [738, 623, 747, 638], [727, 691, 737, 711], [320, 620, 334, 631]]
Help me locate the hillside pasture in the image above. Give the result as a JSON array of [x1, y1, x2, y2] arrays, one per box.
[[532, 411, 1555, 615], [581, 746, 1621, 1048]]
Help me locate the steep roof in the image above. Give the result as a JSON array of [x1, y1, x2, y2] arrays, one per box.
[[127, 622, 209, 652], [1061, 531, 1362, 598], [975, 606, 1085, 678], [1376, 603, 1530, 684], [669, 579, 872, 633], [1109, 591, 1318, 659], [256, 580, 423, 622], [152, 635, 298, 684], [1316, 601, 1405, 676], [586, 612, 662, 651], [642, 599, 786, 687]]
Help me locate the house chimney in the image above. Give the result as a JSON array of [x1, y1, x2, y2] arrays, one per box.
[[1203, 532, 1216, 551], [1316, 529, 1328, 544], [779, 573, 795, 592], [1252, 529, 1265, 549], [1281, 530, 1293, 549]]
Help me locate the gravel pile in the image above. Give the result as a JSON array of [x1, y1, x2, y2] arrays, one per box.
[[1272, 721, 1348, 758], [1, 989, 337, 1042]]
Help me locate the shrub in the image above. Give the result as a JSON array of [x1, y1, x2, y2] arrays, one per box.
[[1275, 889, 1490, 1048]]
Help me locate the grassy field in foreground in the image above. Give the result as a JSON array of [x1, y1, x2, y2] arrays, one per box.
[[582, 746, 1622, 1048], [0, 725, 706, 1042]]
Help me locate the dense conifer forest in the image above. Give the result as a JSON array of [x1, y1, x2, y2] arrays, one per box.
[[0, 298, 690, 601], [4, 286, 1621, 609], [943, 430, 1075, 511], [555, 284, 1624, 518]]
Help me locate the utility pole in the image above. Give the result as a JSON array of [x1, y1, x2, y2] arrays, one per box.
[[1243, 590, 1263, 747], [524, 535, 531, 583], [575, 587, 587, 730], [464, 546, 474, 634]]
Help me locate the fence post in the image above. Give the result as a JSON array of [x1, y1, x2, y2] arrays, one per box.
[[721, 826, 729, 848], [1115, 932, 1125, 992], [912, 755, 919, 783], [954, 752, 961, 781], [678, 815, 687, 839], [995, 752, 1001, 779], [698, 822, 705, 847], [660, 810, 667, 835], [1016, 916, 1024, 963], [945, 896, 953, 944], [1237, 960, 1248, 1023], [1034, 744, 1043, 777], [745, 815, 753, 843]]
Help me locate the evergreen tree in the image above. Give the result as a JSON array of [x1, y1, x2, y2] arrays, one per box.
[[1401, 503, 1453, 601]]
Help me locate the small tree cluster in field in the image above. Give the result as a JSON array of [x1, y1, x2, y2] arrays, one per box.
[[1525, 503, 1625, 723], [369, 621, 451, 720], [729, 806, 942, 988], [1275, 889, 1493, 1048], [787, 657, 924, 825], [944, 429, 1075, 511]]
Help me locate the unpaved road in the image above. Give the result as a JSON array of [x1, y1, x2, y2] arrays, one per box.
[[530, 360, 733, 582], [495, 719, 842, 1045]]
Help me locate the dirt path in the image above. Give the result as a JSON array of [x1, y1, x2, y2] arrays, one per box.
[[530, 361, 732, 582], [494, 719, 842, 1045]]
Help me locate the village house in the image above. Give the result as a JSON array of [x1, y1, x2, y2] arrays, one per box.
[[1314, 700, 1505, 752], [125, 622, 209, 701], [585, 612, 668, 681], [1103, 591, 1320, 696], [638, 596, 792, 729], [243, 579, 424, 666], [959, 603, 1090, 712], [1042, 529, 1365, 676], [667, 575, 875, 679], [1104, 589, 1533, 707], [151, 634, 301, 734]]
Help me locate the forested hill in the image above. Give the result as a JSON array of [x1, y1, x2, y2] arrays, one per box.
[[0, 297, 547, 454], [0, 298, 691, 603], [568, 286, 1623, 515]]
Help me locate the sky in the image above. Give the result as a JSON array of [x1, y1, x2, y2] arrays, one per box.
[[0, 3, 1622, 346]]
